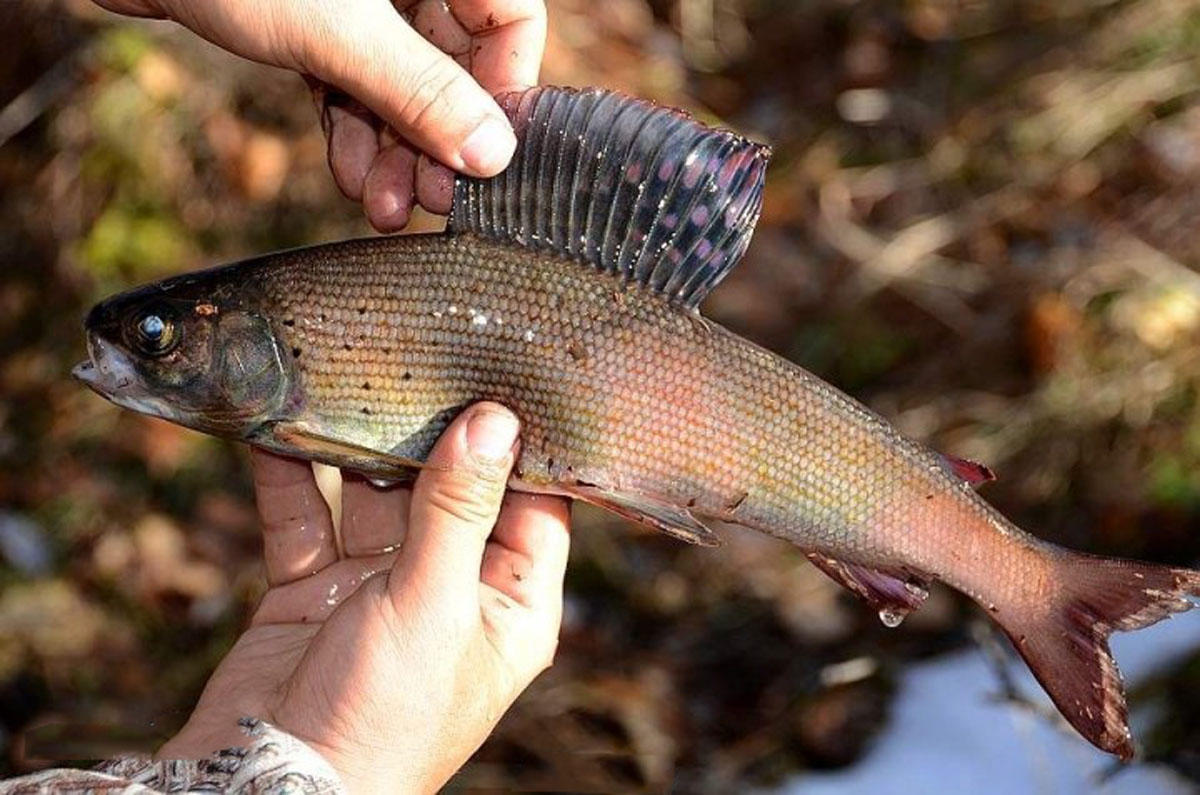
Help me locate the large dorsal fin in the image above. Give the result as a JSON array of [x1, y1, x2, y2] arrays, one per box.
[[449, 86, 771, 311]]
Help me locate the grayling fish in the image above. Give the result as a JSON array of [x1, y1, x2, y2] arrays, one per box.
[[74, 85, 1200, 759]]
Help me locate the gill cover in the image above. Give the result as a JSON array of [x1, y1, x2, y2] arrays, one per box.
[[214, 312, 288, 412]]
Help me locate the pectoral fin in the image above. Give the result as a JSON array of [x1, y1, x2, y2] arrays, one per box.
[[261, 421, 436, 480], [567, 484, 722, 547], [805, 552, 930, 623]]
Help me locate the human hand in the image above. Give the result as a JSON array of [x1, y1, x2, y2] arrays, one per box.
[[157, 403, 571, 793], [93, 0, 545, 231]]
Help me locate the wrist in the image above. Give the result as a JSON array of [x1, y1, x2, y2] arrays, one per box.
[[288, 737, 433, 795], [157, 719, 253, 760], [156, 718, 345, 791]]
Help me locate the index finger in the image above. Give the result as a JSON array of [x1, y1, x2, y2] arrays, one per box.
[[480, 492, 570, 609], [492, 492, 570, 574], [395, 403, 518, 602], [450, 0, 547, 90], [250, 448, 339, 586]]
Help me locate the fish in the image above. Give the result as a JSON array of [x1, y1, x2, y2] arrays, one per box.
[[74, 85, 1200, 760]]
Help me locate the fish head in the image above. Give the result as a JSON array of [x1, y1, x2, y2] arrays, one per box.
[[74, 272, 294, 437]]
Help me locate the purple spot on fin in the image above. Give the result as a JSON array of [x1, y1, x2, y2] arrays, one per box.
[[717, 156, 741, 188]]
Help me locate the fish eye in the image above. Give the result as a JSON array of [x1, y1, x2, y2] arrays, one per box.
[[139, 314, 164, 340], [129, 309, 179, 356]]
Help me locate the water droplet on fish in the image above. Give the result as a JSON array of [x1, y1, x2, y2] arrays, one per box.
[[325, 583, 339, 606], [471, 313, 488, 327], [448, 304, 458, 315], [523, 329, 535, 342], [878, 607, 906, 628]]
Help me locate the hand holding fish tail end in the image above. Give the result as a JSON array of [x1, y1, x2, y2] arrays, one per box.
[[989, 553, 1200, 759], [92, 0, 546, 230], [159, 405, 570, 793]]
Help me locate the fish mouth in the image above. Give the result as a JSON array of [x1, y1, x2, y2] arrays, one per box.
[[71, 358, 100, 387], [74, 334, 133, 393], [73, 334, 173, 419]]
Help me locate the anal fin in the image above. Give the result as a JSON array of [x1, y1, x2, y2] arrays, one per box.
[[806, 552, 930, 626], [567, 484, 721, 547]]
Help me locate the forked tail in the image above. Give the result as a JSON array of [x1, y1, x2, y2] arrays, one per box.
[[993, 554, 1200, 759]]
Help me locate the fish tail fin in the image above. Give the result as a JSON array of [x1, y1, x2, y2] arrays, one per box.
[[994, 554, 1200, 759]]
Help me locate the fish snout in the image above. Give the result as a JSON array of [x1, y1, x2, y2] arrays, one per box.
[[71, 359, 97, 384], [73, 335, 136, 394]]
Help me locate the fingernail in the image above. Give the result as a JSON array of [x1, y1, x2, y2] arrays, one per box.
[[465, 408, 518, 462], [460, 117, 516, 175]]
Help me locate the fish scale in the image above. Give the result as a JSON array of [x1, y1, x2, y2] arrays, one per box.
[[244, 233, 936, 561], [75, 85, 1200, 760]]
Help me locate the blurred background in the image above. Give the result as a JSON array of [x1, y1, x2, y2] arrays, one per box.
[[3, 0, 1200, 791]]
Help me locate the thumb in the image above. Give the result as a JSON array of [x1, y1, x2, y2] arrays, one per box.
[[398, 403, 520, 599], [308, 3, 516, 176]]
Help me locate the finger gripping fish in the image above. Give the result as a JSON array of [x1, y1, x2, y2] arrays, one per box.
[[75, 85, 1200, 760]]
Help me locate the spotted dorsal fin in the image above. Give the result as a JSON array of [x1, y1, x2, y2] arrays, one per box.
[[449, 86, 771, 310]]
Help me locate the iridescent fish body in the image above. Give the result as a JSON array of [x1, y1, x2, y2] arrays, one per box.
[[75, 86, 1200, 760]]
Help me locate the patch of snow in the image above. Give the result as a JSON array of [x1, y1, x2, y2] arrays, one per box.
[[774, 613, 1200, 795]]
